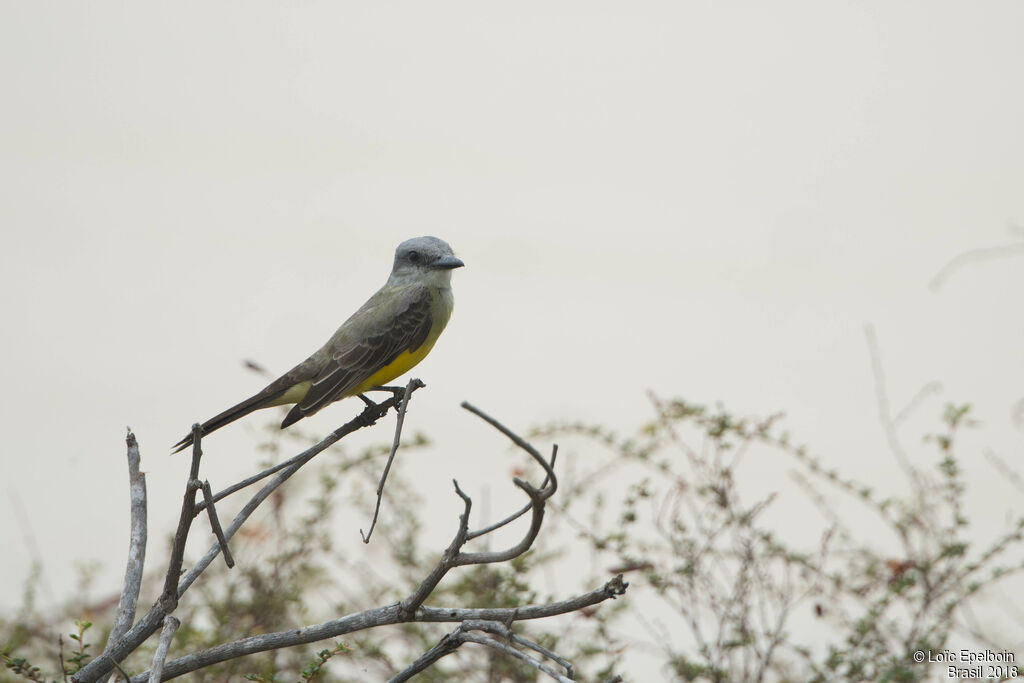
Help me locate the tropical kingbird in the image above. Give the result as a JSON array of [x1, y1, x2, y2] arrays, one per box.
[[172, 236, 463, 453]]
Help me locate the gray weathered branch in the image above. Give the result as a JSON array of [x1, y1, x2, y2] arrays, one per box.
[[98, 429, 148, 683], [73, 392, 411, 683], [147, 616, 179, 683], [361, 377, 424, 543], [391, 619, 576, 683], [81, 395, 627, 682], [199, 480, 233, 568], [128, 576, 627, 682]]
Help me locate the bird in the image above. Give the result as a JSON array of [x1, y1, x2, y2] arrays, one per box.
[[172, 236, 463, 453]]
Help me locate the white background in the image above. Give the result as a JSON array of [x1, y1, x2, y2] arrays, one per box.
[[2, 0, 1023, 675]]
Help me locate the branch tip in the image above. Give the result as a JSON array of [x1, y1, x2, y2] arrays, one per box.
[[452, 479, 470, 503]]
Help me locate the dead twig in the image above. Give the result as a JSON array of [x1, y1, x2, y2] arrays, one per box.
[[391, 620, 576, 683], [147, 616, 179, 683], [73, 393, 412, 683], [120, 401, 625, 682], [929, 237, 1024, 291], [199, 481, 233, 568], [361, 378, 424, 543]]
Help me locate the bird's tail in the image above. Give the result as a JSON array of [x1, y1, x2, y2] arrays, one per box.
[[171, 387, 288, 454]]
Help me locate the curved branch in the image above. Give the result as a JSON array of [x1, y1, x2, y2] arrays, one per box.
[[127, 576, 627, 682], [467, 446, 557, 541], [461, 402, 558, 494], [392, 621, 576, 683]]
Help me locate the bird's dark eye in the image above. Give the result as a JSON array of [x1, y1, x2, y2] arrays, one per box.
[[408, 250, 421, 264]]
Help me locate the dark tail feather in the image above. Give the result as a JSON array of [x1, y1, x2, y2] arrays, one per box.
[[171, 387, 288, 454], [280, 403, 306, 429]]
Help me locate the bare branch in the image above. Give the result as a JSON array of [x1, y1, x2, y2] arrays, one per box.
[[399, 480, 474, 617], [392, 621, 576, 683], [99, 429, 148, 683], [74, 393, 412, 683], [467, 620, 575, 677], [147, 616, 179, 683], [467, 446, 557, 541], [193, 456, 296, 514], [984, 448, 1024, 496], [864, 326, 924, 487], [402, 408, 560, 617], [199, 481, 233, 568], [460, 632, 574, 683], [177, 392, 411, 596], [453, 403, 558, 566], [361, 378, 424, 543], [84, 395, 626, 683], [162, 424, 204, 602], [388, 623, 462, 682], [929, 237, 1024, 291], [461, 402, 558, 490], [127, 576, 628, 682], [195, 384, 419, 515], [456, 477, 548, 566]]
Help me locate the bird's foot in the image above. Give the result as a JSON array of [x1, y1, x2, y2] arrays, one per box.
[[367, 384, 412, 410]]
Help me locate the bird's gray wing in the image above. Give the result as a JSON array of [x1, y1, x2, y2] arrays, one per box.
[[293, 286, 433, 417]]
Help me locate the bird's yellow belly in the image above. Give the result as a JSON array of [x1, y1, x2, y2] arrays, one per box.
[[265, 287, 451, 410], [350, 337, 438, 395], [262, 340, 436, 410]]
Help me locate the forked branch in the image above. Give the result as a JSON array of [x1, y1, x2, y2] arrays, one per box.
[[80, 395, 627, 682]]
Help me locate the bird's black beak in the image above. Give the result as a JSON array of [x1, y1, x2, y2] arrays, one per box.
[[433, 255, 465, 270]]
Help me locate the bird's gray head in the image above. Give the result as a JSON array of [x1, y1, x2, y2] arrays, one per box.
[[388, 236, 464, 286]]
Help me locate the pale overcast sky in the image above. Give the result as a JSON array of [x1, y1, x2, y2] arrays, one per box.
[[2, 0, 1023, 673]]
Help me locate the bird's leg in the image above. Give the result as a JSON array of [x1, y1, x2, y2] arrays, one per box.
[[352, 393, 388, 428], [368, 384, 409, 410]]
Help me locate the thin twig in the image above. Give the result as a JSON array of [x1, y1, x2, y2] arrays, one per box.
[[148, 616, 180, 683], [162, 424, 204, 602], [461, 402, 557, 486], [99, 429, 148, 683], [402, 409, 560, 617], [199, 481, 233, 568], [391, 619, 576, 683], [177, 395, 406, 597], [456, 477, 549, 566], [361, 378, 424, 543], [456, 403, 559, 566], [983, 448, 1024, 497], [864, 326, 923, 488], [58, 634, 65, 683], [460, 632, 574, 683], [399, 480, 474, 618], [467, 446, 557, 541], [929, 238, 1024, 291], [471, 620, 575, 676], [892, 381, 943, 427], [388, 625, 463, 682], [194, 456, 302, 514]]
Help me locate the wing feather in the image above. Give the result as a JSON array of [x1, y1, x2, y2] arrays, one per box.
[[296, 286, 433, 415]]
